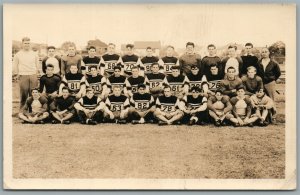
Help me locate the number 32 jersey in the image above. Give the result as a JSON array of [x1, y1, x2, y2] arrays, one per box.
[[105, 94, 130, 112], [130, 93, 155, 112], [61, 73, 86, 95], [156, 95, 180, 113]]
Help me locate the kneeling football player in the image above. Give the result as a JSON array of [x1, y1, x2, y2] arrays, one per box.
[[129, 84, 155, 124], [18, 88, 49, 124], [154, 86, 184, 125], [104, 85, 130, 124], [179, 86, 208, 125], [250, 88, 275, 126], [74, 88, 105, 125], [50, 86, 76, 124], [230, 85, 258, 127], [207, 89, 234, 126]]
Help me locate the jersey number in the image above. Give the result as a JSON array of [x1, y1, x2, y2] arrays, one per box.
[[162, 105, 174, 112], [125, 64, 135, 71], [68, 82, 80, 90], [135, 102, 149, 110], [171, 85, 180, 92], [111, 104, 122, 112]]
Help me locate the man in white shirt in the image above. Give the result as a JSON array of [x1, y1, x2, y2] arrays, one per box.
[[41, 46, 61, 75], [13, 37, 40, 109]]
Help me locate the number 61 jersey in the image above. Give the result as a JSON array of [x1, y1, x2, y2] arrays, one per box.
[[130, 93, 155, 112], [61, 72, 86, 95], [105, 94, 130, 112], [156, 95, 180, 113]]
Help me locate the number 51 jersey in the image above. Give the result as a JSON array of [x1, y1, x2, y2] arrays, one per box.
[[105, 94, 130, 112], [156, 95, 180, 113]]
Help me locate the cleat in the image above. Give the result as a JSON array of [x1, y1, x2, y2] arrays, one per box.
[[248, 122, 254, 127], [118, 120, 127, 124], [87, 120, 97, 125], [63, 120, 71, 125], [80, 120, 86, 124], [173, 121, 181, 125], [131, 120, 140, 124], [233, 123, 239, 127], [188, 119, 196, 126], [51, 120, 58, 124], [215, 120, 221, 127], [158, 121, 168, 126], [221, 120, 227, 126], [146, 120, 154, 124], [197, 121, 206, 125]]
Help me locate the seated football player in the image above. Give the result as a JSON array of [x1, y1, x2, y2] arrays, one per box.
[[59, 64, 86, 100], [86, 65, 107, 100], [206, 64, 224, 96], [179, 86, 208, 125], [230, 85, 258, 127], [145, 62, 166, 98], [39, 64, 61, 103], [104, 85, 130, 124], [18, 88, 49, 124], [125, 66, 148, 98], [207, 89, 234, 126], [50, 86, 76, 124], [106, 66, 127, 94], [241, 66, 264, 96], [100, 43, 123, 77], [129, 84, 155, 124], [162, 65, 189, 99], [186, 65, 209, 96], [154, 86, 184, 125], [250, 88, 275, 126], [74, 87, 105, 125], [220, 66, 243, 98]]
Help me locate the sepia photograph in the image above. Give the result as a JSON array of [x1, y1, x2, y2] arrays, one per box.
[[3, 3, 296, 190]]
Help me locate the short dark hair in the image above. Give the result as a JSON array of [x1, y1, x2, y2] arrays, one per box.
[[46, 64, 54, 69], [186, 42, 195, 48], [171, 66, 180, 70], [227, 66, 236, 72], [236, 85, 245, 91], [22, 37, 30, 42], [245, 43, 254, 48], [89, 65, 98, 70], [151, 62, 159, 67], [190, 65, 198, 69], [146, 47, 152, 50], [207, 44, 216, 49], [30, 88, 39, 94], [256, 88, 265, 93], [88, 46, 96, 51], [163, 85, 171, 91], [138, 83, 146, 89], [47, 46, 56, 50], [113, 66, 122, 71], [86, 87, 94, 93], [131, 66, 139, 71], [62, 86, 70, 92], [126, 44, 134, 49], [210, 63, 218, 68], [215, 89, 223, 95], [228, 45, 237, 50]]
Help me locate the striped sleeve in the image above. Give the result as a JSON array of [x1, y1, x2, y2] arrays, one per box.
[[101, 77, 107, 86], [124, 98, 130, 109]]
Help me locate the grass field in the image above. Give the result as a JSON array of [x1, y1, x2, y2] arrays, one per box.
[[11, 81, 286, 179]]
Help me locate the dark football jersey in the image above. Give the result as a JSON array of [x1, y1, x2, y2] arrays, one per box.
[[122, 54, 140, 75], [39, 74, 61, 94], [105, 94, 130, 112], [141, 56, 159, 75], [86, 74, 106, 95], [100, 54, 122, 76], [156, 95, 179, 113], [163, 75, 189, 94], [161, 56, 179, 75], [106, 75, 127, 93], [51, 96, 75, 111], [62, 73, 85, 95], [145, 73, 166, 90], [126, 76, 146, 94], [182, 95, 207, 110], [206, 73, 224, 92], [186, 73, 206, 90], [130, 93, 154, 111], [82, 56, 101, 75]]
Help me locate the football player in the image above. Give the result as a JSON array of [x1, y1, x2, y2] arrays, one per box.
[[162, 66, 189, 99], [74, 87, 105, 125], [122, 44, 143, 77], [221, 45, 243, 76], [220, 67, 243, 98], [82, 46, 101, 75], [61, 44, 82, 75], [42, 46, 61, 75], [59, 64, 86, 100], [50, 86, 76, 124], [206, 64, 224, 95], [129, 84, 155, 124], [106, 66, 127, 94], [241, 66, 264, 95], [85, 65, 107, 100], [104, 85, 130, 124], [125, 66, 147, 97], [145, 62, 166, 98], [201, 44, 222, 76], [154, 86, 184, 125], [161, 45, 179, 75], [230, 85, 258, 127], [18, 88, 49, 124], [179, 42, 201, 75], [207, 89, 234, 126], [179, 86, 208, 125], [186, 65, 209, 96], [140, 47, 160, 76], [100, 43, 123, 77], [240, 43, 259, 76]]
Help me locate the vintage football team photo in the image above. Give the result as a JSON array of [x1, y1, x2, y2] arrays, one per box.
[[3, 4, 296, 190]]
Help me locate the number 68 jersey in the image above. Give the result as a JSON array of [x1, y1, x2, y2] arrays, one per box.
[[61, 72, 86, 95], [100, 54, 122, 77], [130, 93, 155, 112], [156, 95, 180, 113], [105, 94, 130, 112]]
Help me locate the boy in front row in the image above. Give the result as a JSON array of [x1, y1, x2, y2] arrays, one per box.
[[18, 88, 49, 124]]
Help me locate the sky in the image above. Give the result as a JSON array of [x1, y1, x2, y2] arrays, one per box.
[[5, 4, 294, 50]]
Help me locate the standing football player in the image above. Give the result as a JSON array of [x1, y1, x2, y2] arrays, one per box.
[[140, 47, 160, 76], [104, 85, 130, 124], [85, 65, 107, 100], [100, 43, 123, 77], [161, 45, 179, 75], [145, 62, 166, 98], [240, 43, 259, 76], [179, 86, 208, 125], [42, 46, 61, 75], [82, 46, 101, 75], [129, 84, 155, 124], [59, 64, 86, 100], [179, 42, 201, 75], [201, 44, 222, 76], [18, 88, 49, 124], [50, 86, 76, 124], [74, 88, 105, 125], [154, 86, 184, 125], [61, 44, 82, 75], [125, 66, 147, 97], [221, 45, 243, 76], [122, 44, 143, 77]]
